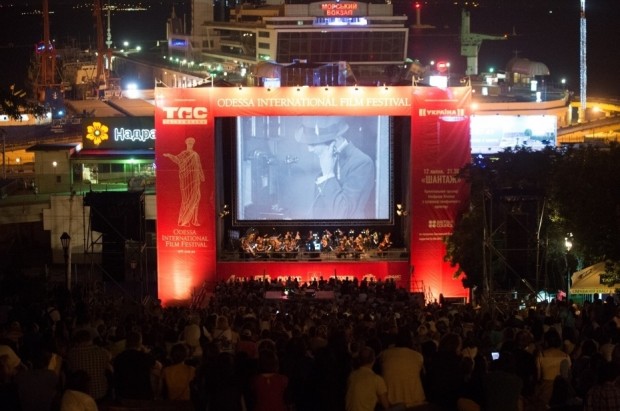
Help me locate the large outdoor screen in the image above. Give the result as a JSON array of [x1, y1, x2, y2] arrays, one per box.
[[235, 115, 391, 222], [470, 114, 557, 154]]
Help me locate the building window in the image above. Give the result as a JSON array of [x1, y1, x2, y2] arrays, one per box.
[[276, 31, 406, 63]]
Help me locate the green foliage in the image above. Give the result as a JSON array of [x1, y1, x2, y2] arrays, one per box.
[[549, 143, 620, 262], [446, 144, 620, 294], [0, 85, 47, 120]]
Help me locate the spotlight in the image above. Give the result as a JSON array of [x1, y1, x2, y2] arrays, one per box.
[[219, 204, 230, 218]]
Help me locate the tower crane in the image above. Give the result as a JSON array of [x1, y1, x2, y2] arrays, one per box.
[[35, 0, 59, 101], [94, 0, 108, 91], [460, 9, 506, 76]]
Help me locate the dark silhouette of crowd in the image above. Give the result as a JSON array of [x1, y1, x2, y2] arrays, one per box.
[[0, 276, 619, 411]]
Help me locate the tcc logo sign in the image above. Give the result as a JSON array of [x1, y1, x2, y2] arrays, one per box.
[[161, 106, 209, 125]]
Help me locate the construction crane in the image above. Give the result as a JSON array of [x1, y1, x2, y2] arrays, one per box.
[[460, 9, 506, 76], [34, 0, 58, 101], [94, 0, 108, 91]]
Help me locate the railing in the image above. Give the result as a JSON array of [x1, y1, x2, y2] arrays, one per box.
[[219, 248, 408, 262]]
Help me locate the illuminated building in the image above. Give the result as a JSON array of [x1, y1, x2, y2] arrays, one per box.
[[167, 0, 408, 84]]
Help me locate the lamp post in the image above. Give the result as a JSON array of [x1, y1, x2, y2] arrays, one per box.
[[130, 259, 139, 299], [60, 232, 71, 290], [564, 234, 573, 303]]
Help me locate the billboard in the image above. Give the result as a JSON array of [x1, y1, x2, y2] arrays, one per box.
[[470, 114, 556, 154], [410, 87, 472, 301]]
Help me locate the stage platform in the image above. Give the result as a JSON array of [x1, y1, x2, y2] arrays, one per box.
[[215, 255, 411, 290]]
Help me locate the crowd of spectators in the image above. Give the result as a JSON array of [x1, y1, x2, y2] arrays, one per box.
[[0, 276, 619, 411]]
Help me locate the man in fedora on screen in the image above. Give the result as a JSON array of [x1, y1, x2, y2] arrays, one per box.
[[296, 116, 375, 219]]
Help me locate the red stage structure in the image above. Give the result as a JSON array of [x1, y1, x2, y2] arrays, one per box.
[[155, 86, 471, 305]]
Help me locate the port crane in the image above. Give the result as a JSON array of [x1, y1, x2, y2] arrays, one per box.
[[37, 0, 116, 100], [460, 9, 506, 76], [34, 0, 60, 101]]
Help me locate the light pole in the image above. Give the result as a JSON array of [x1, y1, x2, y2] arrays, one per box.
[[564, 234, 573, 302], [130, 259, 139, 299], [60, 232, 71, 290]]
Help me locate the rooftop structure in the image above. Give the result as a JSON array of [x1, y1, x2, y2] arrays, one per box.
[[167, 0, 409, 85]]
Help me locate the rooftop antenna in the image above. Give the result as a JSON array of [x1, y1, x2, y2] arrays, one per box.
[[579, 0, 587, 122], [411, 2, 434, 29], [105, 0, 112, 50]]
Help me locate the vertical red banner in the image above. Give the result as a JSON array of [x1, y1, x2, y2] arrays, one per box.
[[410, 87, 471, 301], [155, 88, 216, 305]]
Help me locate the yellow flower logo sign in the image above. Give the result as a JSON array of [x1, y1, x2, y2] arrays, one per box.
[[86, 121, 109, 146]]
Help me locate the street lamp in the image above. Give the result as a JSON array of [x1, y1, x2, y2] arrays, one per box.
[[60, 232, 71, 290], [564, 234, 573, 302], [130, 259, 139, 299]]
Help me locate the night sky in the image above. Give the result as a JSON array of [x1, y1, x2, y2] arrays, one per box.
[[0, 0, 618, 97]]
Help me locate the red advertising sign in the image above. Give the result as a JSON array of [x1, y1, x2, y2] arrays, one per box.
[[409, 87, 471, 302], [321, 2, 358, 16], [155, 89, 216, 305]]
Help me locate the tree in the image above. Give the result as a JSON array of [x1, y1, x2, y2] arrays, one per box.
[[550, 143, 620, 290], [446, 144, 620, 296], [445, 147, 558, 295], [0, 85, 47, 120]]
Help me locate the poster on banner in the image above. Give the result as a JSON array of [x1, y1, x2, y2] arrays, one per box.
[[410, 87, 471, 301], [155, 89, 216, 305]]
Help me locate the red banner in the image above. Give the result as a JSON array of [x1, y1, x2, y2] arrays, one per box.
[[409, 87, 471, 302], [155, 89, 216, 305]]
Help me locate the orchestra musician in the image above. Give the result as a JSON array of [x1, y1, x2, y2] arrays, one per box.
[[377, 232, 393, 257], [239, 228, 392, 259], [321, 230, 333, 251]]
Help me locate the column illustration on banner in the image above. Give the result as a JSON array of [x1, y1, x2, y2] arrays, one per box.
[[163, 137, 206, 227]]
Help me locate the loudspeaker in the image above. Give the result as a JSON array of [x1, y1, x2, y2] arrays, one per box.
[[102, 234, 125, 282], [85, 192, 145, 241]]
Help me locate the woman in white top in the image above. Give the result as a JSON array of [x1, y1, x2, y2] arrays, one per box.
[[535, 328, 571, 408]]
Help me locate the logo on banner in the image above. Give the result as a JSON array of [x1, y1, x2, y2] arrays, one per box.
[[161, 106, 209, 125], [86, 121, 109, 146], [418, 108, 465, 117]]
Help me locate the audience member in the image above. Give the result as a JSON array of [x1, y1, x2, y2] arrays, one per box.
[[65, 328, 111, 402], [378, 327, 426, 408], [585, 361, 620, 411], [483, 351, 523, 411], [159, 342, 195, 401], [425, 332, 466, 411], [345, 346, 389, 411], [535, 328, 571, 408], [112, 330, 158, 401], [14, 346, 60, 411], [250, 349, 289, 411], [0, 354, 20, 411], [60, 370, 98, 411]]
